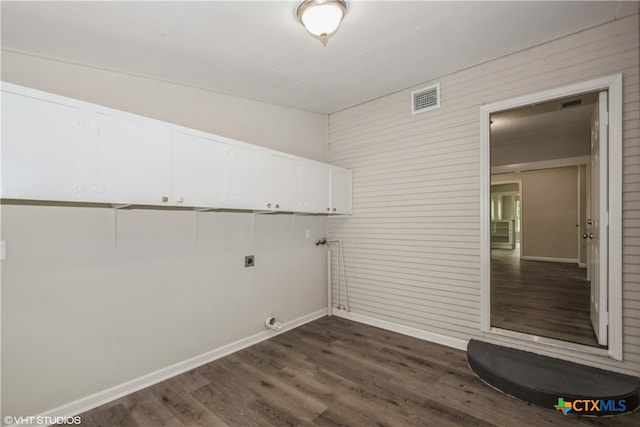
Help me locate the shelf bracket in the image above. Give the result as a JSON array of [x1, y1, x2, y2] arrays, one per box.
[[194, 210, 198, 244], [112, 208, 118, 248], [292, 214, 296, 237]]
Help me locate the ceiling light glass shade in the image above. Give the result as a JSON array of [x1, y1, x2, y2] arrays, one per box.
[[296, 0, 347, 46]]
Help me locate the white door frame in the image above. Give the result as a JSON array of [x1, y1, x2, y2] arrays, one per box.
[[480, 74, 623, 361]]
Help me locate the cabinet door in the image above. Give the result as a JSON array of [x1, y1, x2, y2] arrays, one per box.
[[272, 155, 301, 212], [330, 166, 352, 214], [222, 144, 272, 210], [1, 91, 98, 201], [171, 132, 226, 207], [97, 114, 172, 205], [300, 161, 330, 213]]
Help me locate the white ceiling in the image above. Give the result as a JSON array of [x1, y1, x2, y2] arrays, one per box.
[[491, 92, 598, 148], [1, 1, 636, 114]]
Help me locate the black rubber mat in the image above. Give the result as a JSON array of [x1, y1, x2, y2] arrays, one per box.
[[467, 339, 639, 416]]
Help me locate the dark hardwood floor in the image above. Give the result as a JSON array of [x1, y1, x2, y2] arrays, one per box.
[[71, 316, 637, 426], [491, 248, 600, 347]]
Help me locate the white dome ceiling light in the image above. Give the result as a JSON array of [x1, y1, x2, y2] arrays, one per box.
[[296, 0, 347, 46]]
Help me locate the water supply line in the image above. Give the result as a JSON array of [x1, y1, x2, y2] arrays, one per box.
[[264, 316, 283, 331], [316, 238, 350, 314]]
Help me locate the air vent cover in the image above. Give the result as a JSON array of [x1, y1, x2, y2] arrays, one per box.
[[412, 83, 440, 114], [561, 99, 582, 109]]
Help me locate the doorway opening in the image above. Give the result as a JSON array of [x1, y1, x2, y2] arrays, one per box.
[[480, 75, 623, 360]]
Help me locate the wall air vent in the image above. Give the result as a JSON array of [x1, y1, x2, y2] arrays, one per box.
[[411, 83, 440, 114], [561, 99, 582, 109]]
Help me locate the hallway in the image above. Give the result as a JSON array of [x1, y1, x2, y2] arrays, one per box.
[[490, 249, 600, 347]]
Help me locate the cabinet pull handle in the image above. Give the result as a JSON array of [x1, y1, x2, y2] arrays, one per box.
[[162, 196, 168, 203], [333, 208, 337, 212], [177, 197, 184, 203], [275, 204, 280, 209], [266, 203, 272, 208]]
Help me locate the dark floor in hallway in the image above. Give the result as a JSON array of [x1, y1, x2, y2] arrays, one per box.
[[491, 248, 600, 347]]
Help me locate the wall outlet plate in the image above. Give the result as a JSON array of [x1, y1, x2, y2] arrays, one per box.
[[245, 255, 254, 268]]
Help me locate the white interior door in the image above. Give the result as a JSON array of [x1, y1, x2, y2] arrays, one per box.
[[588, 91, 608, 346]]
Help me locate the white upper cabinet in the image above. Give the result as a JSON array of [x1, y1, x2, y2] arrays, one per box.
[[300, 161, 330, 213], [272, 155, 302, 212], [1, 91, 99, 201], [330, 166, 352, 214], [223, 143, 272, 210], [171, 132, 226, 207], [96, 113, 172, 205], [271, 157, 332, 213], [1, 83, 351, 214]]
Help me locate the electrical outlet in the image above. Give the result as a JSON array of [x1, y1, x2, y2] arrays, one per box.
[[245, 255, 254, 268]]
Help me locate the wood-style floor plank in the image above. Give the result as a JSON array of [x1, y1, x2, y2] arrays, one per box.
[[491, 248, 600, 347], [120, 389, 182, 427], [71, 316, 638, 426], [148, 382, 228, 427]]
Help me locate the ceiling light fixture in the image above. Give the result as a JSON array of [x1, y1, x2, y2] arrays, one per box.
[[296, 0, 347, 46]]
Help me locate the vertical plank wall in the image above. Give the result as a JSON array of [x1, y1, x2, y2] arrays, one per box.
[[328, 13, 639, 375]]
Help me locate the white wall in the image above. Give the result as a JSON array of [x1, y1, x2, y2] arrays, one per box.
[[328, 13, 640, 375], [494, 167, 579, 261], [1, 53, 329, 417], [491, 131, 590, 167], [1, 50, 327, 162]]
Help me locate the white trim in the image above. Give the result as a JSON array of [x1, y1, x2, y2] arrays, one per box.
[[577, 166, 582, 269], [480, 74, 623, 362], [607, 76, 623, 361], [29, 309, 328, 427], [520, 256, 579, 264], [491, 155, 589, 175], [490, 191, 518, 197], [480, 103, 492, 332], [333, 310, 468, 351], [488, 327, 609, 358]]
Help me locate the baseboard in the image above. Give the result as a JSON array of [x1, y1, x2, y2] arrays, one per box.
[[520, 256, 579, 264], [29, 308, 327, 427], [332, 310, 468, 351]]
